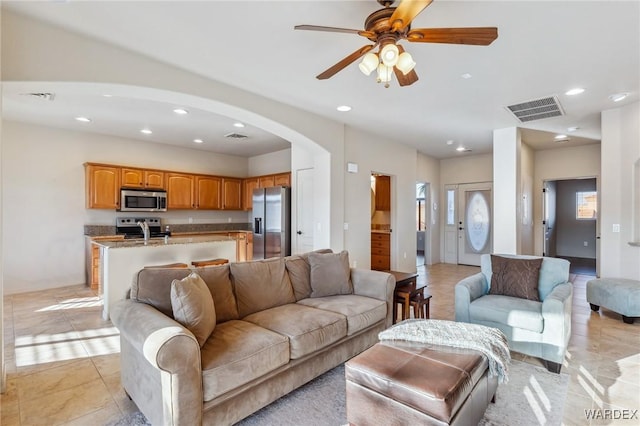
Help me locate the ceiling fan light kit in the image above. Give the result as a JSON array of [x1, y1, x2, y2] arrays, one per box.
[[295, 0, 498, 88]]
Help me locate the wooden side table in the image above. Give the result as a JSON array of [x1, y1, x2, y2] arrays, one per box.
[[385, 271, 418, 324]]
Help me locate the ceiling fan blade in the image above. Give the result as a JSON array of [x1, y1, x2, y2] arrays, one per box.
[[295, 25, 375, 38], [407, 27, 498, 45], [394, 44, 419, 86], [393, 66, 419, 87], [389, 0, 433, 32], [316, 45, 376, 80]]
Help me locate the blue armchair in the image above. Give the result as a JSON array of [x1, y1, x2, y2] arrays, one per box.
[[455, 254, 572, 373]]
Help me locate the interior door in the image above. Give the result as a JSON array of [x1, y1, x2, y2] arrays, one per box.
[[458, 183, 492, 266], [295, 168, 314, 254]]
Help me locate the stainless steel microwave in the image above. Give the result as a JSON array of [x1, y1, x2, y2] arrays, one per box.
[[120, 189, 167, 212]]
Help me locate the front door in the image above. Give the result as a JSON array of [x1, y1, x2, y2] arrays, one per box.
[[457, 183, 492, 266]]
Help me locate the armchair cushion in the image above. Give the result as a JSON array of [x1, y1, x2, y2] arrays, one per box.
[[489, 255, 543, 301], [469, 295, 544, 333]]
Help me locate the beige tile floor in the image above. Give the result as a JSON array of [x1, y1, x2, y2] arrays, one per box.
[[1, 263, 639, 425]]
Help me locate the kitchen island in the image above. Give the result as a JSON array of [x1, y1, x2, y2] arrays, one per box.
[[93, 235, 237, 320]]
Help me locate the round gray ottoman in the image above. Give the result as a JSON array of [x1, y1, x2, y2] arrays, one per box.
[[587, 278, 640, 324]]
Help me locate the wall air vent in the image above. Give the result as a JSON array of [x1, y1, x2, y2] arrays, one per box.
[[505, 95, 564, 123], [224, 132, 248, 139], [21, 92, 56, 101]]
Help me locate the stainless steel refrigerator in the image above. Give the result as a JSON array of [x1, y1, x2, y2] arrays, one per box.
[[252, 186, 291, 260]]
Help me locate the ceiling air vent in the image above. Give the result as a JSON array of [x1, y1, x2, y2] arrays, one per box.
[[224, 132, 248, 139], [21, 92, 56, 101], [505, 95, 564, 123]]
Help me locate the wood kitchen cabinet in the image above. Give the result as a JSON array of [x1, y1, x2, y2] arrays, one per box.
[[371, 232, 390, 271], [85, 164, 121, 209], [243, 178, 259, 211], [166, 173, 195, 209], [259, 175, 275, 188], [374, 175, 391, 211], [222, 178, 242, 210], [121, 168, 165, 189], [195, 176, 222, 209], [273, 172, 291, 187]]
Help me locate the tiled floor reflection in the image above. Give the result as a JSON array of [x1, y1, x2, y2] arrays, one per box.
[[2, 265, 639, 425]]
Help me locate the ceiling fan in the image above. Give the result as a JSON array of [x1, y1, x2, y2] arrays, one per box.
[[295, 0, 498, 87]]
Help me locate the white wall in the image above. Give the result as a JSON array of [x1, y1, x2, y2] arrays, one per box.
[[248, 149, 291, 177], [0, 3, 5, 392], [555, 178, 597, 258], [520, 142, 535, 254], [601, 101, 640, 279], [343, 127, 417, 273], [493, 127, 520, 254], [1, 121, 252, 294], [533, 144, 601, 255], [417, 153, 441, 264]]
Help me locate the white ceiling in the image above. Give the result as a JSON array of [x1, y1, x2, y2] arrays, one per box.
[[3, 1, 637, 159]]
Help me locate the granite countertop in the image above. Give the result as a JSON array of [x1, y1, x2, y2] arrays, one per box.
[[93, 234, 235, 249]]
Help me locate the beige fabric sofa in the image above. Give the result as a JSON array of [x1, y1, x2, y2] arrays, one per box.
[[111, 250, 395, 425]]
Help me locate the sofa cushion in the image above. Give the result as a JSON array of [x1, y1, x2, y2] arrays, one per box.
[[469, 295, 544, 333], [170, 273, 216, 348], [201, 320, 290, 401], [131, 268, 192, 318], [193, 264, 238, 322], [285, 249, 335, 301], [231, 258, 296, 318], [489, 255, 542, 301], [308, 250, 353, 298], [243, 304, 347, 359], [297, 295, 386, 335]]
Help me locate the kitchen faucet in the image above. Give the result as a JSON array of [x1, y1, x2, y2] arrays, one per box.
[[137, 220, 150, 241]]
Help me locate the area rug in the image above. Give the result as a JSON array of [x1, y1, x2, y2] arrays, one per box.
[[108, 359, 568, 426]]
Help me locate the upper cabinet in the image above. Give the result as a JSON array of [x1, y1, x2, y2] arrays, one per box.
[[195, 175, 222, 210], [243, 178, 259, 211], [374, 175, 391, 211], [85, 164, 121, 209], [166, 173, 195, 209], [223, 178, 243, 210], [121, 168, 165, 189], [85, 162, 290, 211], [273, 172, 291, 187]]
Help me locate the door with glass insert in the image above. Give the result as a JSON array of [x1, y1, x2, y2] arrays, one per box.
[[457, 183, 492, 266]]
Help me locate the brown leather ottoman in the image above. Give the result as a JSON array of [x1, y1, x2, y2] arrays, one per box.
[[345, 341, 498, 426]]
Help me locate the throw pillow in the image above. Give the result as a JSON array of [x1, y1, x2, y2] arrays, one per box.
[[308, 250, 353, 298], [170, 272, 216, 347], [489, 255, 543, 301]]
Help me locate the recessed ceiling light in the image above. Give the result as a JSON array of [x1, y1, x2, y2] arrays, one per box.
[[337, 105, 352, 112], [75, 116, 91, 123], [567, 126, 579, 132], [608, 93, 629, 102], [233, 122, 245, 128], [140, 129, 152, 135], [446, 140, 454, 145], [565, 88, 585, 96], [555, 134, 568, 140], [193, 138, 204, 144], [173, 108, 189, 115], [102, 94, 113, 98], [461, 73, 472, 79], [456, 146, 466, 152]]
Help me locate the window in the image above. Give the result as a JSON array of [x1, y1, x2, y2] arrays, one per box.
[[576, 191, 597, 219], [447, 189, 456, 225], [416, 183, 426, 231]]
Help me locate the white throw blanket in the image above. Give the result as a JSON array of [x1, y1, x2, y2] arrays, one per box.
[[378, 319, 511, 383]]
